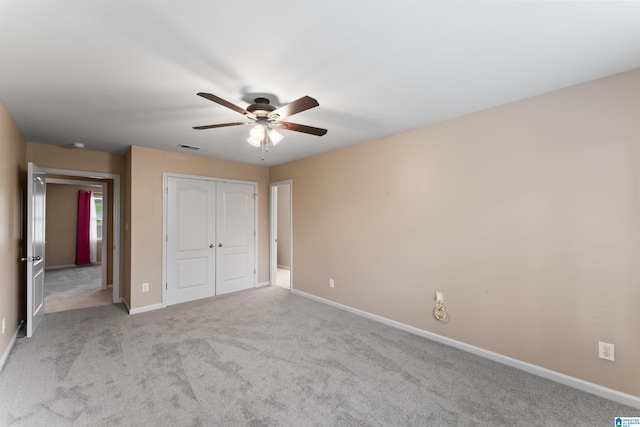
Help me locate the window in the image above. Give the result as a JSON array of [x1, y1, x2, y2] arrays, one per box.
[[94, 196, 103, 240]]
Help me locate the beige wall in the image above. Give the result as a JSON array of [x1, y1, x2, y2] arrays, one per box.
[[128, 146, 270, 309], [27, 142, 124, 175], [45, 183, 103, 267], [270, 68, 640, 397], [0, 102, 27, 361]]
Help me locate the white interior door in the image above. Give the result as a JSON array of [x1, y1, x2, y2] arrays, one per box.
[[26, 162, 46, 338], [216, 182, 256, 295], [166, 177, 216, 305]]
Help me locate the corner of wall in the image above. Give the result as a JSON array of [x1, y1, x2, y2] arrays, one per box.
[[0, 101, 28, 365]]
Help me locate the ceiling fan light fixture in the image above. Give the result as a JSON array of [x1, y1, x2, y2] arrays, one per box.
[[247, 136, 262, 147], [269, 128, 284, 145], [249, 124, 265, 141]]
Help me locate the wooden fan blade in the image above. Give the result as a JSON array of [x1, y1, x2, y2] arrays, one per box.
[[193, 122, 250, 130], [197, 92, 253, 117], [276, 121, 327, 136], [271, 96, 319, 119]]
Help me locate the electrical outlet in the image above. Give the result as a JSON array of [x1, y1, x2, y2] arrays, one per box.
[[598, 341, 615, 361], [142, 282, 149, 293], [329, 279, 334, 289]]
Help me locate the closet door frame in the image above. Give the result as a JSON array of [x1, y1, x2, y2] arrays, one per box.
[[162, 172, 258, 307]]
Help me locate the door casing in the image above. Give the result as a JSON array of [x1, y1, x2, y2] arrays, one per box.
[[270, 180, 293, 290]]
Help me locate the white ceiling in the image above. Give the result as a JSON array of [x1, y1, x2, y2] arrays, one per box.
[[1, 1, 640, 167]]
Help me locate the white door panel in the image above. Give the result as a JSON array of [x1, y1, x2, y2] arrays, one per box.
[[216, 183, 255, 295], [177, 257, 208, 288], [223, 193, 249, 245], [221, 253, 249, 280], [166, 177, 216, 305], [26, 162, 46, 338], [177, 187, 209, 250]]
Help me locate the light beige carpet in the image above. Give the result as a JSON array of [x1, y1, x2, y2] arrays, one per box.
[[44, 265, 112, 313], [1, 286, 635, 426]]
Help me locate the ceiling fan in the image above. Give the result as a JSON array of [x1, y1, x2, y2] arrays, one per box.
[[193, 92, 327, 158]]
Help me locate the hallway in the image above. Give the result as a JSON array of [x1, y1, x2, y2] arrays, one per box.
[[44, 265, 112, 313]]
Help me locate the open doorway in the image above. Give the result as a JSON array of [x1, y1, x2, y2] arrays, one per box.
[[270, 181, 292, 290], [41, 167, 121, 313], [43, 178, 111, 313]]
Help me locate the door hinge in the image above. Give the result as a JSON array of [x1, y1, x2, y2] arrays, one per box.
[[254, 231, 256, 237], [254, 194, 257, 199], [254, 269, 256, 274], [166, 283, 168, 289]]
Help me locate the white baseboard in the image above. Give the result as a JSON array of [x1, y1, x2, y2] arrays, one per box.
[[256, 281, 270, 288], [0, 322, 21, 373], [292, 289, 640, 410], [127, 302, 163, 315]]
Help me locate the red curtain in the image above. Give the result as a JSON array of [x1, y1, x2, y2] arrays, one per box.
[[76, 190, 92, 265]]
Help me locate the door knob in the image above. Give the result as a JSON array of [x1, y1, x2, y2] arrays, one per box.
[[209, 244, 214, 248], [218, 243, 223, 247], [34, 255, 41, 261]]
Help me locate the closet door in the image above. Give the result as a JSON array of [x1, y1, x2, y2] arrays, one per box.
[[216, 182, 256, 295], [166, 177, 216, 305]]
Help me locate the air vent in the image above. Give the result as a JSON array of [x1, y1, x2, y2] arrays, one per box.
[[177, 144, 201, 151]]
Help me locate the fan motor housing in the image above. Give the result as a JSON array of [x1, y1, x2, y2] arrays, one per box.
[[247, 98, 276, 117]]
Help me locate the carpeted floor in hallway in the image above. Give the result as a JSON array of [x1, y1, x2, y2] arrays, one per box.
[[44, 265, 112, 313]]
